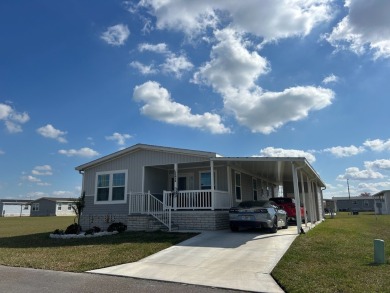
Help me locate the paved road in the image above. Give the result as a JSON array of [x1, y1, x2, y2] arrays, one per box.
[[0, 265, 247, 293]]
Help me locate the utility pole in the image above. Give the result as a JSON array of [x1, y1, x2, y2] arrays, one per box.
[[347, 179, 351, 213]]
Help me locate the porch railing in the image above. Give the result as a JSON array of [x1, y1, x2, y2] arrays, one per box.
[[163, 190, 231, 210], [129, 192, 172, 231]]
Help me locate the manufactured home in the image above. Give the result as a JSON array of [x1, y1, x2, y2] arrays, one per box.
[[333, 196, 375, 212], [0, 199, 31, 217], [373, 190, 390, 215], [76, 144, 326, 232], [30, 197, 77, 217]]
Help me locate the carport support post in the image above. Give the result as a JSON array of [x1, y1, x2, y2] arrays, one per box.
[[210, 160, 215, 210], [174, 163, 178, 211], [291, 162, 302, 234], [300, 171, 308, 227]]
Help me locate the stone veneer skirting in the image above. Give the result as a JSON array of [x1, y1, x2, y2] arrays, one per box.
[[171, 211, 229, 230], [80, 211, 229, 232]]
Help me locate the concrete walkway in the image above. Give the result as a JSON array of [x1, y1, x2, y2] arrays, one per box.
[[89, 227, 300, 293]]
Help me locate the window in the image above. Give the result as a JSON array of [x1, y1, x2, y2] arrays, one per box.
[[32, 203, 39, 211], [23, 205, 29, 210], [364, 200, 369, 206], [252, 178, 258, 201], [68, 204, 72, 211], [57, 203, 62, 210], [95, 170, 127, 203], [200, 171, 216, 190], [352, 200, 357, 205], [235, 172, 241, 201]]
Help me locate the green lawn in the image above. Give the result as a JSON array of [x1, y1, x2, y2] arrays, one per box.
[[272, 212, 390, 293], [0, 216, 196, 272]]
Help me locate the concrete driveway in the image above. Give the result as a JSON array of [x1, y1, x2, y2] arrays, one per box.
[[89, 227, 300, 293]]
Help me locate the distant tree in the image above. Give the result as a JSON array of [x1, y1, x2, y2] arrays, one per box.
[[360, 192, 371, 197], [72, 191, 85, 234]]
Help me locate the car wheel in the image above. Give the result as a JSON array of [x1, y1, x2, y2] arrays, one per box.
[[230, 225, 239, 232], [269, 218, 278, 233], [282, 218, 289, 229]]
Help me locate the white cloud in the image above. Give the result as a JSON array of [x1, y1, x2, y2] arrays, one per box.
[[130, 61, 158, 75], [324, 145, 365, 157], [325, 0, 390, 59], [358, 182, 390, 193], [133, 81, 230, 134], [138, 42, 169, 54], [52, 190, 76, 197], [37, 124, 67, 143], [101, 24, 130, 46], [32, 165, 53, 176], [363, 139, 390, 152], [193, 28, 334, 134], [137, 43, 193, 78], [255, 147, 316, 164], [322, 74, 339, 84], [337, 167, 385, 181], [0, 103, 30, 133], [58, 147, 100, 158], [138, 0, 333, 41], [364, 159, 390, 170], [105, 132, 132, 146], [0, 149, 4, 155], [161, 54, 193, 78], [22, 175, 50, 186]]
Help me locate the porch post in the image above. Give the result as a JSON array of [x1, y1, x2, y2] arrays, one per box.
[[300, 171, 308, 227], [291, 162, 302, 234], [174, 163, 178, 211], [227, 166, 232, 207], [210, 160, 215, 210]]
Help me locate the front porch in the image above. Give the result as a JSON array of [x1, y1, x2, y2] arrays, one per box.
[[128, 190, 231, 231]]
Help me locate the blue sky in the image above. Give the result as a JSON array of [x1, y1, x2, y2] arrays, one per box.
[[1, 0, 390, 200]]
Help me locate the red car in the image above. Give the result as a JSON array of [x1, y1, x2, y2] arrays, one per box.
[[269, 197, 304, 222]]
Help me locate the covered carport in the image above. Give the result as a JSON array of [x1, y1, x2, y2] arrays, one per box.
[[212, 157, 326, 233]]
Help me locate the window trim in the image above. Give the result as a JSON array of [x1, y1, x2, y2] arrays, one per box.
[[57, 203, 62, 210], [94, 170, 128, 204], [32, 203, 39, 211], [199, 170, 217, 190], [252, 178, 258, 201], [235, 172, 242, 202]]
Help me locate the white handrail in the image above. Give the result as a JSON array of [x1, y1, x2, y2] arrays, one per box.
[[129, 192, 172, 231]]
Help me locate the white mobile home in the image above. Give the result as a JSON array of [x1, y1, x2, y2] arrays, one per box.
[[30, 197, 77, 217], [76, 144, 326, 232], [373, 190, 390, 215], [0, 199, 31, 217]]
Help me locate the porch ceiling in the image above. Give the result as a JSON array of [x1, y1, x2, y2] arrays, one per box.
[[147, 157, 325, 187], [214, 157, 325, 187]]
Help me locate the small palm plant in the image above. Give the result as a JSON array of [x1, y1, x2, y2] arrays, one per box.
[[72, 192, 85, 234]]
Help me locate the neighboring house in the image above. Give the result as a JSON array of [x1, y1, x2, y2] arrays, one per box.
[[323, 199, 336, 213], [373, 190, 390, 215], [0, 199, 31, 217], [30, 197, 77, 217], [75, 143, 326, 231], [333, 196, 375, 212]]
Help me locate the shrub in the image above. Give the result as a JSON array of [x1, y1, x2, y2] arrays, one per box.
[[107, 222, 127, 233], [84, 226, 101, 236], [52, 229, 64, 235], [92, 226, 101, 233], [65, 223, 81, 234]]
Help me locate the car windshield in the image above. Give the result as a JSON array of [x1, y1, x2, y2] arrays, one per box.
[[238, 200, 268, 208]]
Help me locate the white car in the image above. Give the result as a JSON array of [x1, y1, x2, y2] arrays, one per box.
[[229, 200, 288, 233]]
